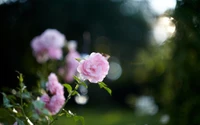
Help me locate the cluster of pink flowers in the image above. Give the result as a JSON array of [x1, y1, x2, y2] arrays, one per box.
[[40, 73, 65, 115], [77, 52, 110, 83], [31, 29, 66, 63]]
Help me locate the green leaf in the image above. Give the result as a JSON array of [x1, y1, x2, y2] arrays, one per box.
[[32, 100, 50, 117], [65, 110, 74, 117], [1, 92, 13, 108], [75, 58, 82, 62], [104, 87, 112, 95], [48, 115, 54, 121], [41, 109, 50, 116], [21, 92, 31, 99], [64, 110, 85, 125], [0, 108, 15, 124], [74, 116, 85, 125], [63, 84, 72, 93], [32, 100, 45, 110], [98, 82, 107, 87], [98, 82, 112, 95], [58, 113, 65, 116], [73, 76, 88, 88], [73, 76, 79, 82], [71, 90, 80, 96], [16, 71, 24, 83], [32, 113, 40, 120], [16, 118, 25, 125], [79, 81, 88, 89], [7, 95, 17, 103]]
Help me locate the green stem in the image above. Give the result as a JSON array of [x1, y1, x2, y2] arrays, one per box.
[[19, 83, 34, 125], [49, 84, 80, 125], [20, 87, 28, 124]]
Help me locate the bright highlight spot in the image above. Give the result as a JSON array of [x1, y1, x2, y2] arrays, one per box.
[[148, 0, 176, 15], [107, 61, 122, 81], [75, 95, 89, 105], [153, 16, 176, 44], [160, 114, 170, 124]]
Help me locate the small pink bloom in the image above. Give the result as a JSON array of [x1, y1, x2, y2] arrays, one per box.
[[36, 94, 50, 115], [77, 52, 110, 83], [48, 73, 58, 82], [48, 48, 63, 60], [65, 51, 81, 82], [30, 29, 66, 63], [40, 29, 65, 48], [35, 51, 49, 63], [46, 73, 64, 95], [31, 36, 43, 52], [40, 94, 50, 104], [46, 94, 65, 115]]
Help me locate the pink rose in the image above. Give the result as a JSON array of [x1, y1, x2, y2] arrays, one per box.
[[77, 52, 109, 83], [48, 48, 63, 60], [40, 94, 65, 115], [40, 29, 65, 48], [31, 36, 44, 52], [46, 94, 65, 115], [37, 94, 50, 114], [48, 73, 58, 82], [40, 94, 50, 104], [30, 29, 66, 63], [46, 73, 64, 95]]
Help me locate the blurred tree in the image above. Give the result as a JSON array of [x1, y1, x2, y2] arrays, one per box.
[[167, 1, 200, 125], [133, 0, 200, 125]]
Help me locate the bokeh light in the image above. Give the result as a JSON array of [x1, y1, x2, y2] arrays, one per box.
[[147, 0, 176, 15], [107, 57, 122, 81], [75, 95, 89, 105], [153, 16, 176, 44]]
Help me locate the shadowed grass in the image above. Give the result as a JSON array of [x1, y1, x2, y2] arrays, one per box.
[[54, 107, 163, 125]]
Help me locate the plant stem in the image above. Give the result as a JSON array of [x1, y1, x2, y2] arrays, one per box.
[[20, 85, 27, 118], [20, 83, 34, 125]]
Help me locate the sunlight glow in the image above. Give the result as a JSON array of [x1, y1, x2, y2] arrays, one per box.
[[153, 16, 176, 44], [148, 0, 176, 15]]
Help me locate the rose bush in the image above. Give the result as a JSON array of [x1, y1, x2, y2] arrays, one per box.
[[0, 29, 111, 125]]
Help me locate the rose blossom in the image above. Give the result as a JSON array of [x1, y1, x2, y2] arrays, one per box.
[[39, 73, 66, 115], [40, 94, 50, 104], [46, 73, 64, 95], [46, 94, 65, 115], [65, 40, 81, 82], [40, 94, 65, 115], [30, 29, 66, 63], [40, 29, 65, 49], [77, 52, 110, 83], [48, 48, 63, 60]]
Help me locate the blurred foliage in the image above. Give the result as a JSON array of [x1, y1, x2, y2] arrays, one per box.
[[133, 0, 200, 125], [54, 107, 163, 125]]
